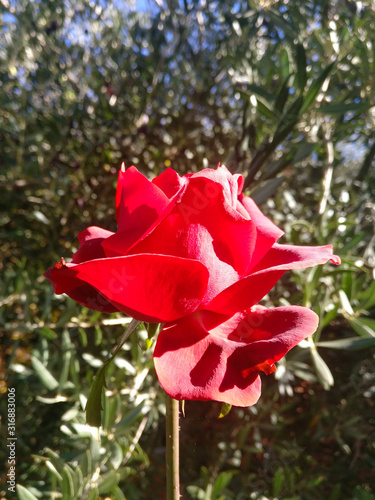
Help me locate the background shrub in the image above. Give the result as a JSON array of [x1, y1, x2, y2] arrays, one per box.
[[1, 1, 374, 498]]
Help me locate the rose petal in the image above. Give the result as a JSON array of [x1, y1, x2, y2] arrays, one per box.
[[106, 167, 256, 274], [44, 262, 118, 312], [154, 306, 317, 406], [47, 254, 209, 323], [206, 243, 340, 316], [58, 284, 119, 313], [112, 166, 170, 251], [115, 163, 126, 222], [240, 196, 284, 271], [191, 164, 245, 211], [171, 175, 257, 275], [130, 217, 240, 303], [251, 242, 342, 273], [72, 226, 114, 264], [151, 167, 185, 198], [154, 310, 262, 406], [221, 306, 318, 386], [103, 168, 186, 257], [46, 225, 116, 312]]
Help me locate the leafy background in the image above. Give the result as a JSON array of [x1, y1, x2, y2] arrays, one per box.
[[1, 0, 375, 499]]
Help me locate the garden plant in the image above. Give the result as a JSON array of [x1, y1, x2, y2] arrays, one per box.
[[1, 1, 375, 499]]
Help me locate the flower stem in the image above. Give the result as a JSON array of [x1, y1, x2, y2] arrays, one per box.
[[165, 393, 180, 500]]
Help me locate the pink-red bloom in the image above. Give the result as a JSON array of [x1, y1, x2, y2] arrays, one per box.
[[45, 164, 340, 406]]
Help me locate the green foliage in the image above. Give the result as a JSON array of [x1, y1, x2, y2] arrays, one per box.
[[86, 319, 141, 427], [1, 0, 375, 499], [219, 403, 232, 419]]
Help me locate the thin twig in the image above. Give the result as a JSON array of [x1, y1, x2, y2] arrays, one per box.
[[319, 136, 334, 215], [123, 416, 148, 465]]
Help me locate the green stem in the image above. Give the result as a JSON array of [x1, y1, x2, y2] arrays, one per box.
[[165, 393, 180, 500]]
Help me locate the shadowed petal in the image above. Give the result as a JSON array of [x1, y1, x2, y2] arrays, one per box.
[[151, 167, 185, 198], [104, 167, 187, 256], [171, 175, 256, 275], [114, 166, 170, 244], [44, 260, 118, 313], [221, 306, 318, 388], [154, 311, 261, 406], [154, 306, 317, 406], [191, 164, 245, 211], [72, 226, 114, 264], [130, 219, 240, 304], [240, 196, 284, 271]]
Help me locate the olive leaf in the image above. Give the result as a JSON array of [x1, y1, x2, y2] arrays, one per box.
[[86, 319, 141, 427]]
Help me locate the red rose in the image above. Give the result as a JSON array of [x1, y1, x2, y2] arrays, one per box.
[[45, 164, 340, 406]]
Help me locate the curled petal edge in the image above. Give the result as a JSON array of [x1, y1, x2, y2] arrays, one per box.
[[154, 305, 318, 407]]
